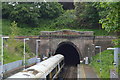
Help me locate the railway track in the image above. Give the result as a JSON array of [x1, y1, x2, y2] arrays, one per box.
[[58, 65, 77, 79]]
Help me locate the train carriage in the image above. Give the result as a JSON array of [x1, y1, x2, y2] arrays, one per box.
[[8, 54, 64, 80]]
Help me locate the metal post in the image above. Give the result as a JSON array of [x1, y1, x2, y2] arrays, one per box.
[[23, 39, 25, 70], [107, 48, 120, 66], [88, 47, 90, 63], [95, 46, 102, 76], [1, 36, 9, 79], [92, 44, 95, 55], [36, 40, 41, 63], [1, 37, 3, 79], [114, 48, 120, 66], [36, 40, 38, 58], [49, 33, 51, 57], [98, 46, 102, 74], [23, 38, 29, 70]]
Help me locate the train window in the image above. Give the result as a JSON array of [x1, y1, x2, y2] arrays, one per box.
[[51, 68, 57, 78], [46, 74, 50, 80], [60, 60, 64, 67], [57, 65, 59, 71]]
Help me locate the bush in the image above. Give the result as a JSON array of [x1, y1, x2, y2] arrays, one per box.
[[49, 10, 76, 29], [118, 53, 120, 75], [112, 39, 120, 47], [4, 39, 34, 64], [3, 21, 35, 64]]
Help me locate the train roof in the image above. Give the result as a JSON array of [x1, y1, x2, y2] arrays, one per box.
[[9, 54, 64, 78]]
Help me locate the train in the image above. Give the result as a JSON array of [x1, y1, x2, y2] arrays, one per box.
[[8, 54, 64, 79]]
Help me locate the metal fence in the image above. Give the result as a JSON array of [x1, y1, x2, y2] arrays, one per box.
[[3, 60, 23, 73], [0, 57, 37, 74], [27, 57, 37, 65]]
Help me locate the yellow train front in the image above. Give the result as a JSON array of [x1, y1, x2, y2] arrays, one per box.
[[8, 54, 64, 80]]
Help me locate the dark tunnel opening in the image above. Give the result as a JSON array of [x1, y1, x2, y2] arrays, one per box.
[[55, 42, 80, 66]]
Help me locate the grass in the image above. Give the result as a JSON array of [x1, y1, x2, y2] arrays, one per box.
[[3, 39, 35, 64], [1, 19, 112, 36], [118, 54, 120, 75], [90, 50, 115, 78], [4, 48, 23, 64], [0, 19, 2, 35], [0, 38, 1, 63]]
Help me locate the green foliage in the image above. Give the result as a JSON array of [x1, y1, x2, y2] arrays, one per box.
[[98, 2, 119, 33], [118, 53, 120, 75], [74, 2, 100, 29], [2, 19, 12, 35], [2, 2, 14, 18], [10, 21, 19, 37], [91, 50, 114, 78], [112, 39, 120, 47], [49, 10, 76, 29], [38, 2, 64, 19], [0, 38, 1, 61], [94, 2, 120, 46], [9, 3, 40, 27], [0, 19, 2, 35], [4, 40, 34, 64], [4, 41, 23, 64], [2, 2, 63, 27], [2, 19, 111, 36], [3, 21, 35, 64]]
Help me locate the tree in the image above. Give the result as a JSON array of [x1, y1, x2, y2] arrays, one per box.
[[6, 21, 19, 54], [74, 2, 100, 29], [98, 2, 120, 46], [37, 2, 63, 19], [10, 21, 19, 37], [9, 3, 40, 27], [2, 2, 64, 27], [2, 2, 14, 18], [99, 2, 119, 34]]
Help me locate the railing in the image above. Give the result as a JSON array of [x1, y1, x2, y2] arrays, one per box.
[[0, 57, 37, 74]]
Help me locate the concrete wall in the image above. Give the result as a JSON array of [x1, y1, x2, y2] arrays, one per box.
[[94, 36, 116, 55]]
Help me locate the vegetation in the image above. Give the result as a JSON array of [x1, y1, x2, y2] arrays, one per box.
[[1, 2, 119, 74], [2, 2, 119, 32], [74, 2, 119, 32], [3, 21, 35, 64], [0, 38, 1, 63], [91, 50, 114, 78], [112, 39, 120, 48], [98, 2, 119, 34], [95, 2, 120, 46], [0, 19, 2, 35], [3, 40, 34, 64], [2, 19, 111, 36], [74, 2, 100, 29], [118, 53, 120, 75], [2, 2, 63, 27]]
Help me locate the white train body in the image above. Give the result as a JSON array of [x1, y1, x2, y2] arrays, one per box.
[[8, 54, 64, 79]]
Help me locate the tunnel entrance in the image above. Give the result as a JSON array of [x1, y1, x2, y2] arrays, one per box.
[[55, 42, 80, 66]]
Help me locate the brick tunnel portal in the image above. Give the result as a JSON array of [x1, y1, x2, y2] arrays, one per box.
[[55, 42, 80, 66]]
